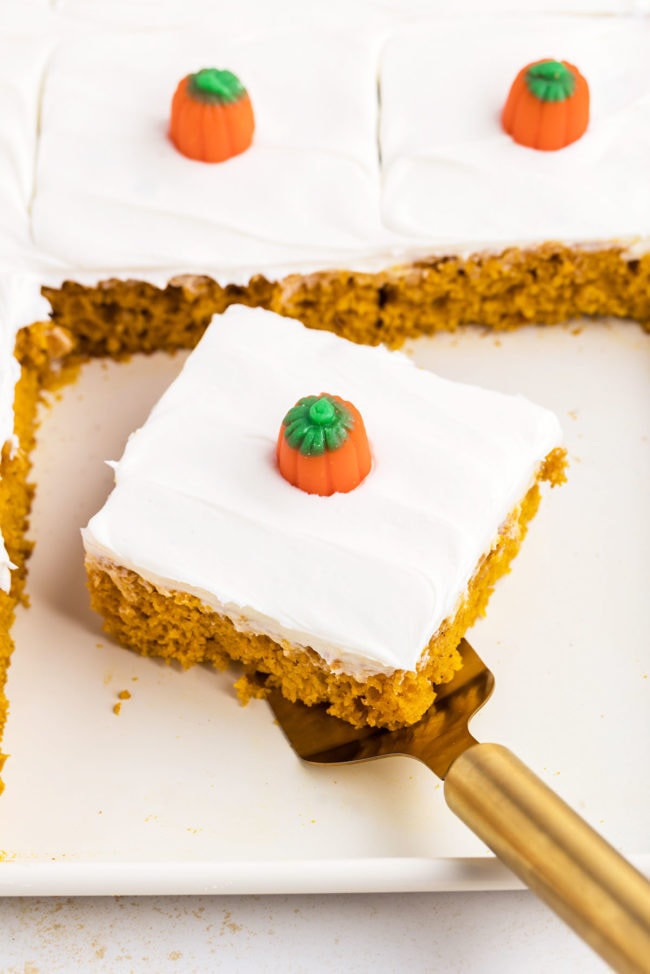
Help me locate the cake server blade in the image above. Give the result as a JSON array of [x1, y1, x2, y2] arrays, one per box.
[[266, 639, 650, 974]]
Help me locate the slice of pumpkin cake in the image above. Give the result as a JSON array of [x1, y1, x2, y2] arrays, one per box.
[[82, 305, 566, 729]]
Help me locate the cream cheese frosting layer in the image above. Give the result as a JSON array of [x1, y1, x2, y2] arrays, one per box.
[[82, 306, 563, 677], [379, 15, 650, 248], [32, 27, 391, 273]]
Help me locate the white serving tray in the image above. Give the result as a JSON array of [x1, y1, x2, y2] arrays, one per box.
[[0, 318, 648, 896]]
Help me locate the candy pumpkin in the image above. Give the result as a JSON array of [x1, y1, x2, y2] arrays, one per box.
[[502, 59, 589, 151], [277, 394, 372, 496], [169, 67, 254, 163]]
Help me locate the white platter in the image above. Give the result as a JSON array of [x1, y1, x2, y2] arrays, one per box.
[[0, 318, 648, 896]]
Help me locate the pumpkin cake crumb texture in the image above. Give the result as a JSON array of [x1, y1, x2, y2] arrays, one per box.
[[42, 248, 650, 361]]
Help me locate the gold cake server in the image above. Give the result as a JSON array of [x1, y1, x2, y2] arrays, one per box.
[[266, 639, 650, 974]]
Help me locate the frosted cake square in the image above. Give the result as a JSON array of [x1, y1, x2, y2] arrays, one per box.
[[32, 27, 385, 274], [82, 305, 566, 728], [380, 16, 650, 249]]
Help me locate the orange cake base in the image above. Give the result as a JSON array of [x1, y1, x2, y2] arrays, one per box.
[[0, 374, 43, 778], [0, 321, 77, 783], [43, 246, 650, 359], [84, 448, 566, 730]]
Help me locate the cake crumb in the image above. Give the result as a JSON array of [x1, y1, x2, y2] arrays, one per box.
[[234, 673, 268, 705], [112, 689, 132, 715]]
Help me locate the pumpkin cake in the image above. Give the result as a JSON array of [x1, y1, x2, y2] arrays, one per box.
[[0, 3, 647, 764], [82, 306, 566, 730]]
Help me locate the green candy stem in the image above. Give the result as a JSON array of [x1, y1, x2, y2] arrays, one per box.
[[188, 68, 246, 104], [308, 398, 336, 426], [525, 60, 576, 102], [283, 395, 354, 457]]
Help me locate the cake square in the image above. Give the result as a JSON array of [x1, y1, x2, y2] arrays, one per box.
[[379, 15, 650, 249], [32, 27, 386, 276], [83, 305, 565, 728]]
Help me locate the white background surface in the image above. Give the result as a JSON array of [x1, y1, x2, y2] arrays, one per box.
[[0, 890, 611, 972]]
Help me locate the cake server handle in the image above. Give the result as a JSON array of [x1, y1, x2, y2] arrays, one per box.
[[443, 743, 650, 974]]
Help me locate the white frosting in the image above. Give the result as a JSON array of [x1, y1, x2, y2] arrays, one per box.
[[0, 32, 54, 265], [82, 306, 563, 677], [380, 16, 650, 249], [32, 28, 392, 274]]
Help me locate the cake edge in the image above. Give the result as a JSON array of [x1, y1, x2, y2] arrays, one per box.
[[42, 245, 650, 360]]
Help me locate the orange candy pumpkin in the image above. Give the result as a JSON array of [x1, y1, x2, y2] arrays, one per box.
[[502, 59, 589, 151], [277, 394, 372, 496], [169, 67, 254, 163]]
